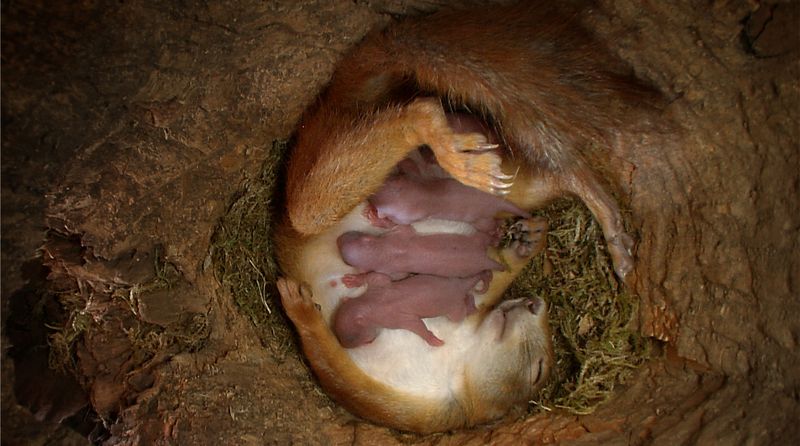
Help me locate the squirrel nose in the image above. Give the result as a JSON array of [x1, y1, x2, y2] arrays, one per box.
[[526, 297, 543, 315]]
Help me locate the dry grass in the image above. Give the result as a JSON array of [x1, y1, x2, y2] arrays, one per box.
[[47, 291, 93, 373], [48, 245, 211, 373]]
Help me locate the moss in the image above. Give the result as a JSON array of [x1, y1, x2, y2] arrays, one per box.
[[509, 199, 651, 415], [210, 141, 650, 412], [210, 140, 294, 361]]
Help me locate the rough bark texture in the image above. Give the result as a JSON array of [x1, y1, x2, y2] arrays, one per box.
[[2, 0, 798, 444]]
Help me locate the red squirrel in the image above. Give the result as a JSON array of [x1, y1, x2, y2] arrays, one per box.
[[277, 1, 660, 433]]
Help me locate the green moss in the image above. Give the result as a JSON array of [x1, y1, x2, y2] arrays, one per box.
[[210, 142, 650, 412], [210, 140, 294, 361], [508, 199, 651, 415]]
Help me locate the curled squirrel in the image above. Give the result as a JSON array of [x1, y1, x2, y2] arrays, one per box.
[[276, 1, 661, 433]]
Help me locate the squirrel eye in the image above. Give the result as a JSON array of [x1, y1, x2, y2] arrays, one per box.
[[532, 358, 544, 384]]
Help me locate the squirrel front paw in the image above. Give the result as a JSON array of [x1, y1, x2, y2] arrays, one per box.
[[407, 98, 513, 195]]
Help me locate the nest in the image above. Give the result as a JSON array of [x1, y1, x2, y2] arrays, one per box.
[[211, 139, 651, 414]]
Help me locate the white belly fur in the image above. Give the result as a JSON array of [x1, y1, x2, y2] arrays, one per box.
[[297, 204, 516, 399]]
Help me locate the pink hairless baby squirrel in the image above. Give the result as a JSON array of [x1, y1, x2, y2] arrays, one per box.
[[333, 271, 492, 348], [337, 225, 504, 282], [365, 173, 530, 232], [365, 114, 530, 232]]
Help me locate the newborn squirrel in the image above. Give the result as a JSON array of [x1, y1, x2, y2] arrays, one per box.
[[337, 225, 503, 280], [333, 271, 490, 348], [277, 1, 662, 434], [367, 171, 530, 231]]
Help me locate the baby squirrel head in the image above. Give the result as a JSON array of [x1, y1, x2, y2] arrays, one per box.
[[337, 231, 375, 267], [332, 297, 379, 348]]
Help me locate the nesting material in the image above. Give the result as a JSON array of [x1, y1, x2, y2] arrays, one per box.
[[212, 140, 650, 413], [211, 140, 294, 360], [508, 199, 651, 415]]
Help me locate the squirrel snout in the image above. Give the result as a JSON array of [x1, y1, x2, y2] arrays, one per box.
[[526, 297, 543, 315]]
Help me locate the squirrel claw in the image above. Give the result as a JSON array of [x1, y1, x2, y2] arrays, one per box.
[[475, 143, 500, 151], [607, 232, 635, 280], [505, 217, 548, 259], [491, 178, 513, 189], [438, 148, 512, 196]]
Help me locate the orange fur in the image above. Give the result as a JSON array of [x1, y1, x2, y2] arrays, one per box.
[[276, 1, 662, 433]]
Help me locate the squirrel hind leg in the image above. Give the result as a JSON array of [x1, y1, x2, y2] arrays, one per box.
[[561, 168, 636, 283], [516, 163, 635, 283]]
